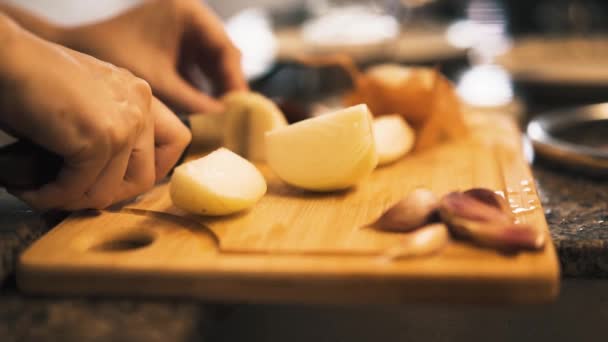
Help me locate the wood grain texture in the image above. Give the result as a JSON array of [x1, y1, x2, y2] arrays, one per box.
[[17, 113, 560, 304]]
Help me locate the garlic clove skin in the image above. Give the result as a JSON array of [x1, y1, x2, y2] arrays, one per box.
[[380, 223, 449, 261], [439, 191, 511, 225], [463, 188, 512, 216], [460, 222, 545, 251], [439, 190, 545, 250], [374, 188, 439, 232], [495, 224, 545, 250]]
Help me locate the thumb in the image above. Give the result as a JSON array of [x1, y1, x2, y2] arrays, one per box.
[[156, 72, 224, 114]]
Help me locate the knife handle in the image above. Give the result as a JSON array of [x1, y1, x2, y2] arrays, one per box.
[[0, 139, 63, 190]]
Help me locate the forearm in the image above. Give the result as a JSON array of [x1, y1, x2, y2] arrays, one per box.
[[0, 3, 63, 44]]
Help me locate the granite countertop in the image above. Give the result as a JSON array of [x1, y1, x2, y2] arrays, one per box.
[[0, 286, 216, 341], [533, 163, 608, 277]]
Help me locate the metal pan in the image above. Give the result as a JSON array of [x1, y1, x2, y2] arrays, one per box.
[[527, 103, 608, 175]]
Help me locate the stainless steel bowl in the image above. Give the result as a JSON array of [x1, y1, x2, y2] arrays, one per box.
[[527, 103, 608, 175]]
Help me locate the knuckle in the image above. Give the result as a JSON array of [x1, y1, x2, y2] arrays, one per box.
[[79, 119, 115, 155], [116, 66, 134, 77], [126, 106, 146, 135], [95, 59, 117, 75], [133, 78, 152, 99], [75, 117, 107, 149], [106, 125, 131, 150], [129, 80, 153, 125], [115, 67, 152, 105]]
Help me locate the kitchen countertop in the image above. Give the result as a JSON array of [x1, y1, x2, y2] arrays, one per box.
[[533, 163, 608, 277], [0, 285, 216, 341]]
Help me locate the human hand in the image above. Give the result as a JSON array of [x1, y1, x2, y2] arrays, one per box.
[[0, 18, 191, 210], [61, 0, 248, 114]]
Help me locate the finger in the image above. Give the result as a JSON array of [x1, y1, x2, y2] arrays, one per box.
[[121, 108, 156, 199], [186, 1, 248, 94], [156, 71, 224, 114], [151, 98, 191, 181], [69, 108, 157, 209], [16, 147, 109, 210], [62, 142, 133, 210], [197, 47, 248, 94]]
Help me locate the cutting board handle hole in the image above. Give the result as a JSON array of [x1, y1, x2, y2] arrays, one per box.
[[90, 229, 156, 252]]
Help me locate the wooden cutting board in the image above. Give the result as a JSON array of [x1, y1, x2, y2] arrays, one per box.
[[17, 112, 560, 304]]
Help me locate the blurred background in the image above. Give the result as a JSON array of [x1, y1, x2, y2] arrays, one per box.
[[6, 0, 608, 120]]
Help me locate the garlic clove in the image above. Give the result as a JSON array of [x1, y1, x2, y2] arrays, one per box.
[[380, 223, 449, 261], [439, 191, 512, 225], [439, 190, 545, 250], [463, 223, 545, 251], [373, 188, 439, 232], [463, 188, 512, 216]]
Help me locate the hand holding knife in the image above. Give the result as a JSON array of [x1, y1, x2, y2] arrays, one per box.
[[0, 113, 222, 190], [0, 96, 308, 191]]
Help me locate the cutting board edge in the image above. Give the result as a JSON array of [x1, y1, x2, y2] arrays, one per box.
[[16, 262, 559, 305], [17, 247, 560, 305]]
